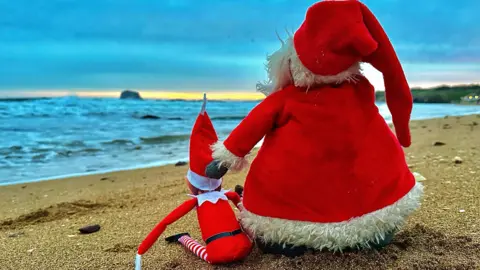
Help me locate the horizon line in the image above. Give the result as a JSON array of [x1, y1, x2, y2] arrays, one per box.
[[0, 82, 479, 100], [0, 90, 267, 101]]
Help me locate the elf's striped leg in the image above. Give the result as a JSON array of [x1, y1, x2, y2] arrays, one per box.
[[178, 235, 209, 262]]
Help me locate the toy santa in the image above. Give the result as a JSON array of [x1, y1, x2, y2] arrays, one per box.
[[206, 0, 424, 256], [135, 94, 252, 269]]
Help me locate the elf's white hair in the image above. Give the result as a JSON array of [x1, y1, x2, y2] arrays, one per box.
[[256, 31, 363, 96]]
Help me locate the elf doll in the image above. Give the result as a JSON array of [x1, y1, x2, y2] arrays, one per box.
[[135, 94, 252, 269], [206, 0, 424, 257]]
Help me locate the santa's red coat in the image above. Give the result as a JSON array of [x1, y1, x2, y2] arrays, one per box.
[[223, 77, 416, 223]]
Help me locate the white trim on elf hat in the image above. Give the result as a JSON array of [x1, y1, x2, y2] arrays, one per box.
[[187, 93, 223, 191], [187, 169, 222, 191]]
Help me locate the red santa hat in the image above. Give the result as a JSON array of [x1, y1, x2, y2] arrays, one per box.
[[187, 93, 222, 191], [293, 0, 412, 147]]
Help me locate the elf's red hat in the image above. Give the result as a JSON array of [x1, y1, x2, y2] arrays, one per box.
[[187, 93, 222, 191], [293, 0, 413, 147]]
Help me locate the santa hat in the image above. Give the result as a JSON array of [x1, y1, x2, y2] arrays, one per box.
[[187, 93, 222, 191], [293, 0, 412, 147]]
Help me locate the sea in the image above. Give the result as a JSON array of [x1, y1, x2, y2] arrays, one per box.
[[1, 96, 480, 186]]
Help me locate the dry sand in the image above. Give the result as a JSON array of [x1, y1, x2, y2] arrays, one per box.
[[1, 114, 479, 270]]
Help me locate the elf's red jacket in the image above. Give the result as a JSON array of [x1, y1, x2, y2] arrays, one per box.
[[137, 191, 252, 264]]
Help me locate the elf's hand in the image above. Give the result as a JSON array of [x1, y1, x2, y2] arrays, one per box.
[[205, 160, 229, 179]]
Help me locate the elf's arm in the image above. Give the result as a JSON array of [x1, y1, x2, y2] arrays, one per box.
[[225, 191, 242, 209], [209, 90, 287, 173], [137, 198, 198, 255]]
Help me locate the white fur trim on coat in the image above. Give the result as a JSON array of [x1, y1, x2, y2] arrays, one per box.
[[239, 181, 424, 251], [211, 141, 250, 172], [256, 37, 362, 96]]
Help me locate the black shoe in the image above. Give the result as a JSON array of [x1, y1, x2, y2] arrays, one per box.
[[256, 238, 308, 258], [165, 232, 190, 243]]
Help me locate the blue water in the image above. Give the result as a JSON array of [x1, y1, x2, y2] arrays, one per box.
[[1, 97, 479, 185]]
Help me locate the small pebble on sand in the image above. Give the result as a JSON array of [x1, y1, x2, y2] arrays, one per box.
[[453, 156, 463, 164], [175, 161, 188, 167], [8, 232, 24, 238], [79, 224, 101, 234], [459, 209, 465, 213]]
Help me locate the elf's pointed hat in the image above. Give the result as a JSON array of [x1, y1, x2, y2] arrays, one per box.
[[187, 93, 222, 191], [293, 0, 413, 147]]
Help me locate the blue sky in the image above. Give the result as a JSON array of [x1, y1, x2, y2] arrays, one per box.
[[0, 0, 479, 94]]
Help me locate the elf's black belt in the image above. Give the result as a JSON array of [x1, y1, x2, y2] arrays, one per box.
[[205, 229, 243, 244]]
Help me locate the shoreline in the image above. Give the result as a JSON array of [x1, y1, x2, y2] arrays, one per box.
[[0, 158, 189, 187], [3, 111, 480, 187], [1, 114, 479, 269]]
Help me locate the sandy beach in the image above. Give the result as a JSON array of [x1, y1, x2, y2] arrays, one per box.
[[1, 114, 479, 270]]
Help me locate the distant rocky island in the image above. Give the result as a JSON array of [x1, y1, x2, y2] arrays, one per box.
[[120, 90, 142, 100], [375, 84, 480, 104]]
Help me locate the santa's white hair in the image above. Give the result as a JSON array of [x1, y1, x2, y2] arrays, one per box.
[[256, 31, 362, 96]]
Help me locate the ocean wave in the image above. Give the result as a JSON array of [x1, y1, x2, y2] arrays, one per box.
[[31, 153, 49, 162], [135, 114, 184, 120], [36, 140, 91, 149], [64, 140, 87, 147], [211, 116, 246, 120], [4, 155, 24, 160], [85, 112, 112, 117], [0, 146, 24, 155], [0, 97, 50, 103], [83, 148, 102, 153], [101, 139, 135, 146], [140, 134, 190, 144], [0, 145, 104, 163], [36, 140, 62, 146], [0, 127, 39, 132], [55, 148, 102, 157], [31, 147, 53, 153], [8, 146, 23, 151]]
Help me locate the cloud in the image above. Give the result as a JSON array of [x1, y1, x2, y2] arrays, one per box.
[[0, 0, 478, 91]]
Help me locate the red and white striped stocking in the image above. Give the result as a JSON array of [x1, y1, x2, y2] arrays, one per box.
[[178, 235, 209, 262]]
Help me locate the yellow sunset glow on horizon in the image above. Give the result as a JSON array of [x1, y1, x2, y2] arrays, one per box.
[[1, 90, 266, 100]]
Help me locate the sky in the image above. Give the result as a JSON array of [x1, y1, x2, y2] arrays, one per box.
[[0, 0, 479, 99]]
